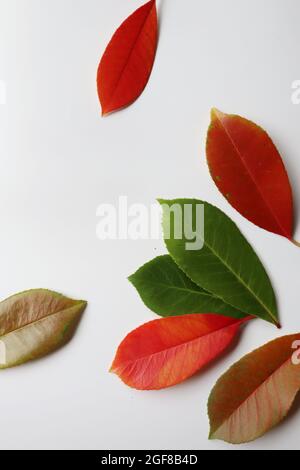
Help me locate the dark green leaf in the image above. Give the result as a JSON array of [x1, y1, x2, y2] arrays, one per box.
[[159, 199, 278, 326], [129, 255, 246, 319]]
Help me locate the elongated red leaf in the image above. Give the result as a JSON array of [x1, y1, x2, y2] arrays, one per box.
[[111, 314, 251, 390], [97, 0, 158, 116], [208, 334, 300, 444], [206, 109, 296, 243]]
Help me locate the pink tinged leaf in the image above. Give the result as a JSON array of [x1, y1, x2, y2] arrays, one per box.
[[111, 314, 251, 390]]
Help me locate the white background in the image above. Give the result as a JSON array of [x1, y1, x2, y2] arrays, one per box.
[[0, 0, 300, 451]]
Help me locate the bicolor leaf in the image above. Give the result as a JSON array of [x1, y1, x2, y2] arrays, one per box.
[[111, 314, 251, 390], [208, 334, 300, 444], [0, 289, 87, 369]]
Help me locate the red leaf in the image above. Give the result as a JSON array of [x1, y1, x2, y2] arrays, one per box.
[[206, 109, 296, 243], [111, 314, 251, 390], [97, 0, 158, 116], [208, 334, 300, 444]]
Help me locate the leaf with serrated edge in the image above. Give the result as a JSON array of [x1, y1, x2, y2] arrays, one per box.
[[129, 255, 246, 319], [208, 334, 300, 444], [111, 314, 251, 390], [0, 289, 87, 369], [159, 199, 278, 326]]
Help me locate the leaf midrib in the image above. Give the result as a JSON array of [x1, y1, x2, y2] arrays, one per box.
[[133, 276, 219, 298], [112, 317, 246, 372], [211, 353, 295, 439], [203, 235, 276, 324], [106, 1, 156, 111], [0, 302, 84, 340], [161, 199, 277, 323], [214, 113, 287, 238]]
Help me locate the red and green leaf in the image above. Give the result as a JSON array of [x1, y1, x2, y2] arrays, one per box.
[[97, 0, 158, 116], [0, 289, 87, 369], [206, 109, 297, 244], [111, 314, 251, 390], [208, 334, 300, 444]]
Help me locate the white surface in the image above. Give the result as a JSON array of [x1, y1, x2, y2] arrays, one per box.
[[0, 0, 300, 451]]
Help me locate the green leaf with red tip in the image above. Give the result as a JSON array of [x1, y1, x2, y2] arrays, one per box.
[[111, 314, 251, 390], [208, 334, 300, 444]]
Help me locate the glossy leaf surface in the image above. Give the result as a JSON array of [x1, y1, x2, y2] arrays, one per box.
[[159, 199, 278, 326], [97, 0, 158, 115], [206, 109, 294, 240]]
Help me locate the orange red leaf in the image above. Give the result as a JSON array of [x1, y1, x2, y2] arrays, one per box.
[[206, 109, 294, 241], [111, 314, 251, 390], [97, 0, 158, 116], [208, 334, 300, 444]]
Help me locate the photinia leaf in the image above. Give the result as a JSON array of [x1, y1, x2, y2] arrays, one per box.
[[206, 109, 298, 245], [111, 314, 251, 390], [97, 0, 158, 116], [159, 199, 279, 326], [0, 289, 87, 369], [208, 334, 300, 444], [129, 255, 246, 319]]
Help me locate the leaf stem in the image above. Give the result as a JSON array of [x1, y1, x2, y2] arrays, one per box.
[[292, 239, 300, 248]]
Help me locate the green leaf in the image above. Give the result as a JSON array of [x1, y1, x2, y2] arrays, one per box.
[[0, 289, 87, 369], [158, 199, 278, 326], [129, 255, 246, 319]]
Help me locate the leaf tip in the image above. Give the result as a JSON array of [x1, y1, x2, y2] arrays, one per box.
[[101, 107, 109, 117], [78, 299, 88, 310], [211, 107, 225, 121], [109, 359, 117, 374]]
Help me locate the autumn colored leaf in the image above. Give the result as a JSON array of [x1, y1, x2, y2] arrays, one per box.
[[208, 334, 300, 444], [206, 109, 298, 245], [129, 255, 246, 319], [0, 289, 87, 369], [97, 0, 158, 116], [111, 314, 251, 390], [159, 199, 279, 326]]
